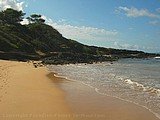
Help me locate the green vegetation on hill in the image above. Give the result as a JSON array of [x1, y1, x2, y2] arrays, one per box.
[[0, 8, 158, 64]]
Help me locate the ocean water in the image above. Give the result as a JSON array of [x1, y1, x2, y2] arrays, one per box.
[[48, 58, 160, 119]]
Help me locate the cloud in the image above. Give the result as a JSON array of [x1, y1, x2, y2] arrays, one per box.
[[42, 15, 118, 42], [0, 0, 24, 11], [128, 27, 134, 30], [142, 46, 159, 51], [114, 42, 139, 50], [156, 8, 160, 13], [149, 20, 160, 26], [20, 18, 29, 25], [114, 42, 159, 52], [117, 6, 160, 19]]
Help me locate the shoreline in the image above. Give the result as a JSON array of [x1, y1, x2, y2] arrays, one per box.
[[49, 70, 160, 120], [0, 60, 159, 120]]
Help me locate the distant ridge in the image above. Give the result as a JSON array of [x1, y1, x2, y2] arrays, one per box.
[[0, 8, 158, 64]]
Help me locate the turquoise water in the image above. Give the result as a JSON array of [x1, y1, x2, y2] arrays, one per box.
[[49, 58, 160, 119]]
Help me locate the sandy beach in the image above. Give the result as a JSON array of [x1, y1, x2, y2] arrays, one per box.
[[0, 60, 72, 120], [0, 60, 159, 120]]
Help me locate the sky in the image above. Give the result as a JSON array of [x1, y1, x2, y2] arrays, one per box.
[[0, 0, 160, 53]]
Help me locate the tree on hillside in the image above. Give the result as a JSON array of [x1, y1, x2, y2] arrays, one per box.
[[26, 16, 32, 24], [26, 14, 45, 24], [0, 8, 25, 25]]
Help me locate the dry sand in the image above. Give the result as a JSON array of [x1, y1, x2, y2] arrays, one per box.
[[0, 60, 72, 120]]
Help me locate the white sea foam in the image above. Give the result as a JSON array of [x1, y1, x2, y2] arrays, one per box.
[[155, 56, 160, 59], [53, 74, 68, 80], [124, 79, 160, 97], [95, 87, 160, 119]]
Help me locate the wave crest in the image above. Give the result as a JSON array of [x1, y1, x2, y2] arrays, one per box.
[[124, 79, 160, 97]]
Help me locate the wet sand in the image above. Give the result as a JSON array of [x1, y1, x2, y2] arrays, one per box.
[[48, 73, 159, 120]]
